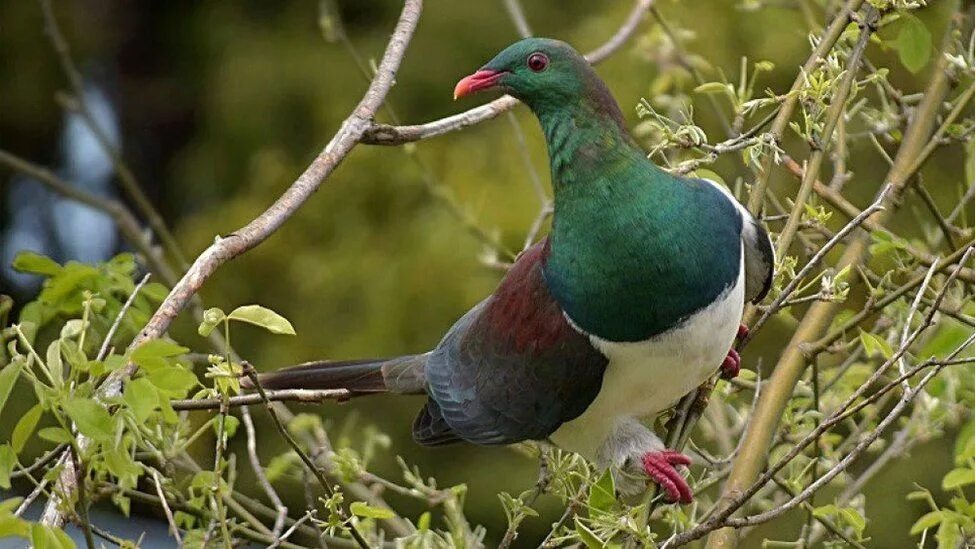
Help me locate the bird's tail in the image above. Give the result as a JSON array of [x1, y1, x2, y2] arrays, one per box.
[[244, 354, 428, 395]]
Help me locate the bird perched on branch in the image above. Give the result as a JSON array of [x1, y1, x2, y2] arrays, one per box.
[[249, 38, 773, 503]]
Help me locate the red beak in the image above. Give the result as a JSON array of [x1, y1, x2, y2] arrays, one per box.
[[454, 69, 506, 100]]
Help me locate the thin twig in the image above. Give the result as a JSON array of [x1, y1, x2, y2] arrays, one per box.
[[241, 405, 288, 539], [502, 0, 533, 38], [97, 273, 151, 362], [171, 388, 351, 410], [244, 364, 371, 548], [152, 469, 183, 545], [745, 184, 890, 343]]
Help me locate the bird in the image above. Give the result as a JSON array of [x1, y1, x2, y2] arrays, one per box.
[[249, 37, 774, 504]]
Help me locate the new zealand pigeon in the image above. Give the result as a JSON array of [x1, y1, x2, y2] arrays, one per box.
[[251, 38, 774, 503]]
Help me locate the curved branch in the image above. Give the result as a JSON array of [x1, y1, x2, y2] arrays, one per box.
[[39, 0, 424, 529], [360, 0, 653, 146]]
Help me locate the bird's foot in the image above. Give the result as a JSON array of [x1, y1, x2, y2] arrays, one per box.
[[720, 348, 740, 380], [641, 450, 693, 503], [720, 324, 749, 380]]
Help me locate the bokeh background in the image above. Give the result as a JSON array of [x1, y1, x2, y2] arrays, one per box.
[[0, 0, 969, 546]]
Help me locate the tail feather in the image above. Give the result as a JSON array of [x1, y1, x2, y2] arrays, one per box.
[[246, 354, 428, 395]]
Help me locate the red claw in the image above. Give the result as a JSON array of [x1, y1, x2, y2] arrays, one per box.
[[721, 348, 741, 380], [737, 323, 750, 340], [641, 450, 693, 504]]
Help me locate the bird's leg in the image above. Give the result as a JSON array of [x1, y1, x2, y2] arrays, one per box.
[[597, 418, 694, 504], [719, 323, 749, 379]]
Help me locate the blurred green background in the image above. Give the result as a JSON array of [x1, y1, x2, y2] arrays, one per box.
[[0, 0, 969, 546]]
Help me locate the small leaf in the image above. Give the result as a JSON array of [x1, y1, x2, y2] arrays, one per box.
[[141, 282, 170, 302], [942, 468, 974, 490], [131, 339, 189, 365], [0, 361, 24, 421], [227, 305, 296, 335], [63, 398, 115, 443], [37, 427, 74, 444], [897, 14, 932, 73], [11, 251, 61, 276], [574, 518, 604, 549], [694, 82, 734, 96], [213, 415, 240, 439], [46, 341, 63, 386], [12, 404, 43, 454], [198, 307, 226, 337], [588, 469, 616, 513], [350, 501, 396, 520], [0, 444, 15, 489], [123, 377, 159, 423], [859, 330, 893, 359], [910, 510, 944, 535], [148, 366, 199, 397]]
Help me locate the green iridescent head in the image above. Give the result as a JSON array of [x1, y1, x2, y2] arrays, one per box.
[[454, 38, 617, 118]]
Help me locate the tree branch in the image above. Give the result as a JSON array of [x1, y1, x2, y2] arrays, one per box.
[[39, 0, 424, 529], [360, 0, 653, 146], [705, 22, 959, 548]]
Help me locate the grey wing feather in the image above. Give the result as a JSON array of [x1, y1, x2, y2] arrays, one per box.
[[741, 212, 775, 303]]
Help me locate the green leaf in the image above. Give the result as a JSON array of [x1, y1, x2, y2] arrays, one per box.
[[942, 468, 974, 490], [588, 469, 616, 513], [104, 447, 141, 482], [838, 507, 866, 535], [694, 82, 734, 96], [214, 415, 240, 439], [0, 497, 23, 514], [197, 307, 226, 337], [123, 377, 159, 423], [0, 444, 15, 489], [46, 341, 63, 387], [0, 514, 30, 539], [37, 427, 74, 444], [574, 518, 604, 549], [141, 282, 170, 302], [897, 14, 932, 73], [131, 339, 189, 366], [227, 305, 296, 335], [63, 398, 115, 443], [30, 522, 76, 549], [11, 251, 61, 276], [148, 366, 199, 397], [12, 404, 43, 454], [859, 330, 893, 359], [350, 501, 396, 520], [0, 361, 24, 421], [910, 510, 943, 535]]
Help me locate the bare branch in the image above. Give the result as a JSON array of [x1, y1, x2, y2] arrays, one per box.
[[171, 388, 351, 411], [360, 0, 653, 146]]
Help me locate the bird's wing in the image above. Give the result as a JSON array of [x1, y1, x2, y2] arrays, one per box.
[[417, 240, 609, 446], [697, 178, 775, 304], [739, 209, 775, 303]]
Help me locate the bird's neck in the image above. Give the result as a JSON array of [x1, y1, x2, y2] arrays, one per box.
[[535, 97, 642, 189]]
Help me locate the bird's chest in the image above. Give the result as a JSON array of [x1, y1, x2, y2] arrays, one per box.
[[550, 257, 744, 459]]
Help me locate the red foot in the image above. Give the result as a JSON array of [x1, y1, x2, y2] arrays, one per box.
[[721, 349, 741, 380], [641, 450, 693, 503], [721, 324, 749, 380]]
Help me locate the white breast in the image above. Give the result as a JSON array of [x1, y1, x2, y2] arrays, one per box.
[[550, 248, 745, 460]]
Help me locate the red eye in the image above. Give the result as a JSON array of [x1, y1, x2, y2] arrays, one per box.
[[527, 52, 549, 72]]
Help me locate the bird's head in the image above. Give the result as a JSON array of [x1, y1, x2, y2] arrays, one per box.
[[454, 38, 596, 111]]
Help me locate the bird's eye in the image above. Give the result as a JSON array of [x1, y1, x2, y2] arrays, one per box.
[[527, 52, 549, 72]]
